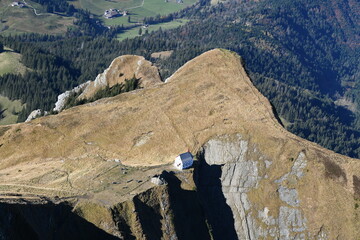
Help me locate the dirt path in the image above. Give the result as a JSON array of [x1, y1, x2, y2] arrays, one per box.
[[124, 0, 145, 10], [22, 0, 50, 16], [0, 183, 73, 193]]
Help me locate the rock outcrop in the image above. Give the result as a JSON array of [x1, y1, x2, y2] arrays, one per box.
[[195, 131, 360, 239], [53, 82, 91, 112], [25, 109, 43, 122], [53, 55, 162, 112], [25, 109, 49, 122], [0, 49, 360, 239], [77, 55, 162, 100], [197, 135, 311, 239]]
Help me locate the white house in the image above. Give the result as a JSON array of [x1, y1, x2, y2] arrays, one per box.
[[174, 152, 193, 170], [104, 9, 120, 19]]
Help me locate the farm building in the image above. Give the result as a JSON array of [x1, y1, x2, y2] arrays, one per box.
[[104, 9, 120, 19], [174, 152, 193, 170]]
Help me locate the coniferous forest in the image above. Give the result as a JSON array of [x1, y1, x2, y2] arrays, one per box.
[[0, 0, 359, 158]]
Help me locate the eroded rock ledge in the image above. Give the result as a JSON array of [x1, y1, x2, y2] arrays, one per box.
[[195, 134, 349, 240]]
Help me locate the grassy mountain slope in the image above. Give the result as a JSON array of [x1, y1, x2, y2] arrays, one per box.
[[0, 0, 75, 35], [0, 0, 359, 159], [146, 0, 360, 157], [0, 49, 281, 168], [0, 50, 360, 238]]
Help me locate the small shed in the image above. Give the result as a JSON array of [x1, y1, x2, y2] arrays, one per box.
[[174, 152, 193, 170]]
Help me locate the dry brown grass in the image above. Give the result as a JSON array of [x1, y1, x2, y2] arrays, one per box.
[[0, 48, 357, 172], [150, 50, 173, 59], [0, 49, 360, 238]]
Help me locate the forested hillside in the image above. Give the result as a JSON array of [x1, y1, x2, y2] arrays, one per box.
[[0, 0, 359, 158]]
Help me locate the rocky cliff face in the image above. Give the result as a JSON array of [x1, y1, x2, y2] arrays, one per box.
[[191, 130, 360, 240], [197, 135, 322, 239], [77, 55, 162, 101], [52, 55, 162, 112], [0, 171, 211, 240], [0, 49, 360, 239]]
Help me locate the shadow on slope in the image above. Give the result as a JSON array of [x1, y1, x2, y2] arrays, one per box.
[[193, 153, 238, 240], [161, 171, 212, 240], [0, 202, 118, 240]]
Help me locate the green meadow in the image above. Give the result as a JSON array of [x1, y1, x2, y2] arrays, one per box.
[[0, 95, 24, 125], [77, 0, 196, 30], [0, 48, 27, 125], [76, 0, 195, 17], [116, 19, 188, 40], [0, 48, 27, 76], [76, 0, 143, 15], [0, 0, 74, 35]]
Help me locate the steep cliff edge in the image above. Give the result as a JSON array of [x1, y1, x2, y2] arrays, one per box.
[[196, 134, 360, 239], [0, 49, 360, 239]]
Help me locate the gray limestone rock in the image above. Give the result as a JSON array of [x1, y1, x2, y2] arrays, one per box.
[[25, 109, 42, 122], [199, 136, 322, 240], [278, 186, 300, 207], [53, 81, 90, 112], [202, 134, 262, 240], [279, 206, 307, 239]]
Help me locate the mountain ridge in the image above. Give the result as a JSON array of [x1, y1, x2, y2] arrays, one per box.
[[0, 49, 359, 238]]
